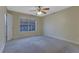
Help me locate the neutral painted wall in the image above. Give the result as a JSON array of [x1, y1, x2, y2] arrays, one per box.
[[8, 11, 43, 39], [0, 6, 6, 52], [44, 7, 79, 44]]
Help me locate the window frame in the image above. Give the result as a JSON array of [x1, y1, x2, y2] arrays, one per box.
[[19, 16, 37, 32]]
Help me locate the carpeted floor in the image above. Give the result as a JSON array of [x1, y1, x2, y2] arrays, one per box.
[[3, 36, 79, 53]]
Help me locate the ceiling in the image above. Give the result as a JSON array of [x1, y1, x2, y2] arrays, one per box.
[[7, 6, 71, 16]]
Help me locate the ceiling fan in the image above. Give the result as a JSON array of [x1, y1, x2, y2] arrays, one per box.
[[31, 6, 50, 15]]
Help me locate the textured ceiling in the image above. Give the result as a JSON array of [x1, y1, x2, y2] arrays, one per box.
[[7, 6, 71, 16]]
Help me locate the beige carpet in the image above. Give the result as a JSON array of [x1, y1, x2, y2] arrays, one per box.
[[3, 36, 79, 53]]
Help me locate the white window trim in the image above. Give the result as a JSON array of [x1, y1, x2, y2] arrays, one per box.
[[19, 16, 37, 32]]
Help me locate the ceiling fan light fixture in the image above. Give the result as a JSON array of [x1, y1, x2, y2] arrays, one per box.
[[37, 11, 43, 15]]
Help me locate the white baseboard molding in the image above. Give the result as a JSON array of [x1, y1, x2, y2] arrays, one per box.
[[46, 34, 79, 45], [12, 35, 43, 40]]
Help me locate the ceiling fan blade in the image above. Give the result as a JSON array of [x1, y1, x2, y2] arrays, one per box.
[[42, 8, 49, 10], [41, 11, 47, 14]]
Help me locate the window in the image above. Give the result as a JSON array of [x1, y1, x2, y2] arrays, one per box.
[[20, 17, 36, 32]]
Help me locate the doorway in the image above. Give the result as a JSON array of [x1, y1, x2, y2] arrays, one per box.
[[6, 13, 13, 41]]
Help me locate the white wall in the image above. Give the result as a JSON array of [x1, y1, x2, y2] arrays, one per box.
[[43, 7, 79, 44], [0, 6, 6, 52]]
